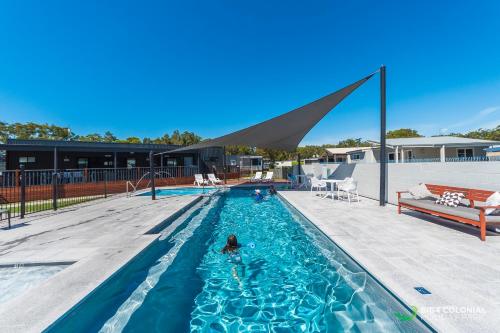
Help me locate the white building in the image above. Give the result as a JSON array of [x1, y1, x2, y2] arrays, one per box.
[[347, 136, 500, 163]]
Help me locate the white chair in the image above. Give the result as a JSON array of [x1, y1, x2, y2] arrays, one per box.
[[337, 179, 359, 203], [310, 177, 327, 196], [261, 171, 274, 182], [207, 173, 223, 185], [194, 174, 209, 187], [250, 171, 263, 182]]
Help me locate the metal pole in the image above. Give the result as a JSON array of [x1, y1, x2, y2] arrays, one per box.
[[149, 150, 156, 200], [20, 165, 26, 218], [379, 65, 387, 206], [104, 170, 108, 198], [53, 147, 58, 210], [223, 146, 227, 184], [114, 152, 117, 180], [297, 153, 301, 184]]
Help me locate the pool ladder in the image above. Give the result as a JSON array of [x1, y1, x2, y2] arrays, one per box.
[[126, 171, 177, 197]]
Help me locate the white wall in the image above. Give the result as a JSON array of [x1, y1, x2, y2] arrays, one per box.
[[300, 162, 500, 205]]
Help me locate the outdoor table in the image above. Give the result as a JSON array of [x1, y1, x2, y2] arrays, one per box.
[[322, 179, 345, 199]]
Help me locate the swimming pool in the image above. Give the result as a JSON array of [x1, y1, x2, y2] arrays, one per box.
[[139, 187, 217, 196], [47, 188, 431, 332]]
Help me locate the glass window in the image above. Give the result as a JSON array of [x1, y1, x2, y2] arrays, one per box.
[[127, 158, 136, 168], [167, 158, 177, 167], [457, 148, 473, 158], [104, 161, 113, 166], [388, 153, 395, 161], [19, 156, 36, 163], [351, 154, 361, 160]]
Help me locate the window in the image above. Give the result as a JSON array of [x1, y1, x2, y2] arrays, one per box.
[[183, 156, 193, 166], [167, 158, 177, 167], [230, 159, 237, 166], [406, 151, 414, 160], [127, 158, 136, 168], [19, 156, 36, 164], [457, 148, 473, 158], [77, 158, 88, 168], [351, 154, 361, 160], [104, 161, 113, 166]]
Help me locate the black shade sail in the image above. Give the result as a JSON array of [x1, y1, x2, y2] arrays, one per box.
[[171, 73, 375, 152]]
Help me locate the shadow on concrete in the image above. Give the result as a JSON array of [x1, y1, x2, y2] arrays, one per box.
[[402, 210, 499, 239]]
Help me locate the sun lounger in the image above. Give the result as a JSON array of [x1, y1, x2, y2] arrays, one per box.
[[207, 173, 223, 185], [261, 171, 273, 183], [194, 174, 209, 187], [250, 171, 262, 182]]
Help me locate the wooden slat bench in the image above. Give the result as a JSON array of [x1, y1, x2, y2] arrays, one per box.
[[397, 184, 500, 241]]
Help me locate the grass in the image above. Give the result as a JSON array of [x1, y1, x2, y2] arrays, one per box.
[[1, 195, 103, 215]]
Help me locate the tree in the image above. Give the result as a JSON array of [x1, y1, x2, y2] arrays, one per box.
[[462, 125, 500, 141], [103, 131, 117, 142], [124, 137, 141, 144], [386, 128, 422, 139], [336, 138, 370, 147]]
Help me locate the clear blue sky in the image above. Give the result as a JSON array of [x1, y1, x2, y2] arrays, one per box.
[[1, 0, 500, 145]]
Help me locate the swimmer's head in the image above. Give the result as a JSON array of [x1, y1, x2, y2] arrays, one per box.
[[255, 189, 261, 194]]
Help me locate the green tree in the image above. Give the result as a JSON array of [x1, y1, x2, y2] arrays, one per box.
[[103, 131, 117, 142], [336, 138, 370, 147], [386, 128, 422, 139], [124, 136, 141, 144]]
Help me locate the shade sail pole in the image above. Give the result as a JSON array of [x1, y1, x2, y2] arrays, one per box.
[[379, 65, 387, 206], [223, 146, 227, 184]]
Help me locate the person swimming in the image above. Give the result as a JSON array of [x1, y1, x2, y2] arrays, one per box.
[[221, 234, 239, 254], [254, 189, 264, 201], [221, 234, 244, 284], [269, 185, 277, 195]]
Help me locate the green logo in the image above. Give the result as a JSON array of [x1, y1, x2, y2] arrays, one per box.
[[394, 306, 418, 321]]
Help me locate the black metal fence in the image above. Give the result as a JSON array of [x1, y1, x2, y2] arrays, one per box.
[[0, 166, 200, 223]]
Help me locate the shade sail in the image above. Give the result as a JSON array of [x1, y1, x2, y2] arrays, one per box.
[[171, 73, 375, 152]]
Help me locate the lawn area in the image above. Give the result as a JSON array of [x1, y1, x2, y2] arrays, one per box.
[[0, 195, 104, 215]]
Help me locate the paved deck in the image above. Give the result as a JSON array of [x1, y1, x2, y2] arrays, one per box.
[[0, 192, 200, 333], [279, 191, 500, 333]]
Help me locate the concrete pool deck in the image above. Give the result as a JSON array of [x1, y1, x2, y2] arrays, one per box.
[[0, 193, 201, 333], [279, 190, 500, 333]]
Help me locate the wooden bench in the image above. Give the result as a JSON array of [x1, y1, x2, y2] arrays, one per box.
[[397, 184, 500, 241]]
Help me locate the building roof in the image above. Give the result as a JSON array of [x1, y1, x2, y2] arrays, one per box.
[[384, 136, 499, 147], [325, 147, 372, 155], [0, 139, 181, 153]]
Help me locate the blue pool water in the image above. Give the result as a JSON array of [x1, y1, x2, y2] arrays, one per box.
[[139, 187, 217, 196], [47, 188, 430, 332]]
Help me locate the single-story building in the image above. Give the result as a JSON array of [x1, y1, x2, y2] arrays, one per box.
[[347, 136, 500, 163], [226, 155, 263, 171], [0, 139, 225, 171], [324, 147, 372, 163]]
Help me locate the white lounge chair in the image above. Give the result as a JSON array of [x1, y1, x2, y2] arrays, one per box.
[[207, 173, 223, 185], [250, 171, 262, 182], [261, 171, 273, 182], [337, 178, 359, 203], [194, 174, 209, 187]]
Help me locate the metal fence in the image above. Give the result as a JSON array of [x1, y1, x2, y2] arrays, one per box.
[[0, 166, 204, 221]]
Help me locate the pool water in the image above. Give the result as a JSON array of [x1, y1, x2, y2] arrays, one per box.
[[0, 264, 69, 305], [47, 188, 430, 332], [139, 187, 217, 196]]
